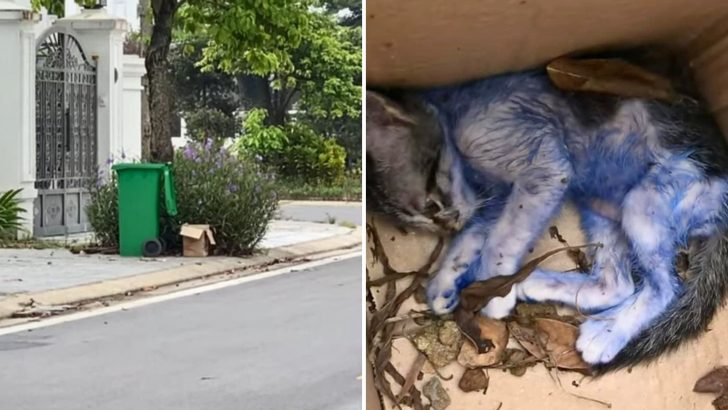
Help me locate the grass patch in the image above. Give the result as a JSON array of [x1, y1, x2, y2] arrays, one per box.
[[275, 174, 361, 201], [338, 221, 357, 229]]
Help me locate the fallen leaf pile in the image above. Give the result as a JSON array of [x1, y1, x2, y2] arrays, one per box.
[[366, 222, 599, 410]]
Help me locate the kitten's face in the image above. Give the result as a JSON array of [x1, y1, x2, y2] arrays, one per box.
[[366, 90, 457, 233]]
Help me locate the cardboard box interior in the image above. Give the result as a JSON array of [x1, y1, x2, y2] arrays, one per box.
[[366, 1, 728, 409]]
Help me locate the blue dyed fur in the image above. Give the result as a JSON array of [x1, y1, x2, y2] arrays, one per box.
[[420, 70, 728, 366]]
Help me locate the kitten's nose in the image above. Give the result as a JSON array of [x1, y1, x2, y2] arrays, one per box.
[[424, 198, 442, 216], [433, 209, 460, 231]]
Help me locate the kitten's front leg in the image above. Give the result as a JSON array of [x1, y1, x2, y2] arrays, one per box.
[[478, 168, 572, 318], [427, 225, 487, 314]]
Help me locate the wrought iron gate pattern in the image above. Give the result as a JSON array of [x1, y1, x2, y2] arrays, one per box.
[[34, 32, 97, 236]]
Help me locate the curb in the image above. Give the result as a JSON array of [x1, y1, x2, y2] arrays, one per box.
[[278, 200, 361, 207], [0, 226, 362, 320]]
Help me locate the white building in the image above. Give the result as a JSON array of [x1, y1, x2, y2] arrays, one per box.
[[0, 0, 144, 237]]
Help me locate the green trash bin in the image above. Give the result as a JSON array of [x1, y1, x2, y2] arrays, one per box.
[[112, 163, 178, 257]]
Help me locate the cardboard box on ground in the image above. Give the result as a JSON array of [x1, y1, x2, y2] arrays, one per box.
[[180, 224, 216, 257], [366, 1, 728, 409]]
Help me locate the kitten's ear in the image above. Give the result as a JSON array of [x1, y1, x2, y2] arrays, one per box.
[[367, 91, 417, 126]]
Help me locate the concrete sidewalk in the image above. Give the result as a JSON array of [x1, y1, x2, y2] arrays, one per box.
[[0, 219, 361, 321]]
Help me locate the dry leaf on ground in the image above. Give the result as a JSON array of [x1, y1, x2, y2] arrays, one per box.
[[546, 57, 677, 102], [533, 318, 590, 372], [457, 317, 508, 368], [695, 366, 728, 409], [459, 368, 489, 393], [695, 367, 728, 394]]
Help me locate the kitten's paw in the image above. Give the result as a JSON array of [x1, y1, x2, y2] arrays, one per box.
[[480, 288, 517, 319], [426, 277, 460, 315], [576, 317, 629, 365]]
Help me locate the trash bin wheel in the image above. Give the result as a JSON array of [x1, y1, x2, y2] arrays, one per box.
[[143, 238, 163, 257]]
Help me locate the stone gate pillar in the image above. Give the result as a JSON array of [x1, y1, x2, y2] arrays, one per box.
[[0, 0, 40, 236], [54, 8, 128, 172]]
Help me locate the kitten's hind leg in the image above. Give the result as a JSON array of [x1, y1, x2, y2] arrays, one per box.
[[576, 160, 727, 364], [517, 207, 635, 312], [427, 224, 487, 314]]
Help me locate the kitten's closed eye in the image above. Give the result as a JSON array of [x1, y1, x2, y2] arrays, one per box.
[[366, 90, 450, 232]]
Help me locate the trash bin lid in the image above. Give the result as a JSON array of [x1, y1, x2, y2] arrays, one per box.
[[112, 163, 168, 171]]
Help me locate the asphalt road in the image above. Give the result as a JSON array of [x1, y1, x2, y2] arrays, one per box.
[[0, 257, 362, 410], [278, 203, 362, 226]]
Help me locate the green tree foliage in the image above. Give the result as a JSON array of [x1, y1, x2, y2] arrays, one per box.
[[179, 1, 361, 163], [237, 108, 346, 183]]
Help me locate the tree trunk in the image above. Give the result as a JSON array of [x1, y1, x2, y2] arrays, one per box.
[[145, 0, 177, 163], [138, 0, 153, 160]]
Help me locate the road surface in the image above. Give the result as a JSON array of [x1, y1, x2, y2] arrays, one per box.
[[278, 203, 361, 226], [0, 257, 362, 410]]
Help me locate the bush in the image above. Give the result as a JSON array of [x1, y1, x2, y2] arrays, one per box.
[[0, 189, 25, 240], [86, 140, 278, 255], [237, 108, 347, 183], [183, 107, 241, 143], [172, 140, 278, 254], [86, 172, 119, 247]]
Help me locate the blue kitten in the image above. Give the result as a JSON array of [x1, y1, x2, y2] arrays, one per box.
[[366, 63, 728, 372]]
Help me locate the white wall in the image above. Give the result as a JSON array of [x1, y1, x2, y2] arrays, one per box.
[[0, 6, 40, 236], [64, 0, 139, 30], [122, 54, 144, 160]]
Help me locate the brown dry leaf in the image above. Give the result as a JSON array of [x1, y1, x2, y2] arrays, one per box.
[[695, 367, 728, 394], [459, 368, 489, 393], [458, 244, 597, 313], [397, 353, 427, 402], [534, 318, 590, 372], [546, 57, 677, 102], [713, 395, 728, 410], [549, 225, 590, 272], [457, 317, 508, 368], [454, 309, 495, 354], [508, 321, 547, 360], [515, 303, 559, 324], [503, 349, 535, 377]]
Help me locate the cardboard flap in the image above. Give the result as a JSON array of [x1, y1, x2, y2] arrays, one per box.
[[205, 229, 216, 245], [180, 224, 209, 240], [367, 0, 728, 88]]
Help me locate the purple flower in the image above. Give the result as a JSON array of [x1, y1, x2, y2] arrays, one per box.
[[254, 185, 261, 194], [106, 156, 114, 165], [183, 145, 196, 160], [204, 138, 213, 151], [228, 184, 239, 193]]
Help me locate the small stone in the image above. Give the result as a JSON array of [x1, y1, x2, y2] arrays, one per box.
[[413, 320, 462, 368], [438, 321, 460, 345], [423, 377, 451, 410]]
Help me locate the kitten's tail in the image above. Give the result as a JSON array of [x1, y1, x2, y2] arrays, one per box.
[[595, 229, 728, 374]]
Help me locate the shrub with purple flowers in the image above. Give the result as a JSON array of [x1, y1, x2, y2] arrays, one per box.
[[166, 139, 278, 255]]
